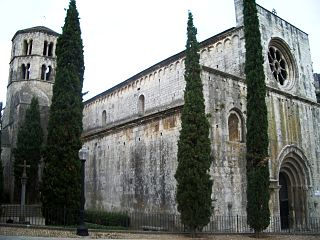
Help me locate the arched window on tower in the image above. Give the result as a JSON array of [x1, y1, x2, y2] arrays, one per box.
[[46, 66, 52, 80], [23, 40, 28, 55], [41, 64, 46, 80], [102, 110, 107, 126], [138, 95, 145, 116], [28, 40, 33, 55], [21, 64, 26, 79], [26, 63, 31, 79], [43, 41, 48, 56], [228, 110, 243, 142], [48, 42, 54, 57], [41, 65, 52, 80]]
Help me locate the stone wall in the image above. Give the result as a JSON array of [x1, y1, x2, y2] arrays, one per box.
[[1, 28, 58, 202], [82, 1, 320, 218], [83, 27, 243, 134]]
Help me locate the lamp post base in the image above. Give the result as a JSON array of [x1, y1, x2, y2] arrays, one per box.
[[76, 224, 89, 236]]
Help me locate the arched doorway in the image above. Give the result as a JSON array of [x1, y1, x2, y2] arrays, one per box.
[[279, 172, 289, 228], [278, 152, 311, 229]]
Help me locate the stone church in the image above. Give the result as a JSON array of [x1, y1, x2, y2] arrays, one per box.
[[1, 0, 320, 227]]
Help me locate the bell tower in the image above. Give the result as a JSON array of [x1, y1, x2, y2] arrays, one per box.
[[1, 26, 59, 202], [234, 0, 244, 26]]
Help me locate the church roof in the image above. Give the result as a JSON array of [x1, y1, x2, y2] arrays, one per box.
[[12, 26, 60, 40]]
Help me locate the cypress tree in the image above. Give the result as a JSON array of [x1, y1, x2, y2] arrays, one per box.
[[13, 97, 43, 203], [243, 0, 270, 235], [41, 0, 84, 212], [174, 11, 212, 234]]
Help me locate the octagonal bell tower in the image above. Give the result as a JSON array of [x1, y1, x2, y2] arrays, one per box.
[[1, 26, 59, 202]]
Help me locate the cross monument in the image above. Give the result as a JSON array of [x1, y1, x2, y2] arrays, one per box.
[[18, 160, 30, 222]]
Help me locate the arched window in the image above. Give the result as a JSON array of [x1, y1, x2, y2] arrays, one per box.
[[46, 66, 52, 80], [21, 64, 26, 79], [23, 40, 28, 55], [228, 110, 243, 142], [43, 41, 48, 56], [48, 42, 54, 57], [28, 40, 33, 55], [26, 63, 31, 79], [138, 95, 145, 116], [41, 64, 46, 80], [102, 110, 107, 126]]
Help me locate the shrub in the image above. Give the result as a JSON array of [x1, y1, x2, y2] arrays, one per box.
[[85, 210, 130, 228]]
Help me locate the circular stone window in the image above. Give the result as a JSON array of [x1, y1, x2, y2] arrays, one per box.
[[267, 38, 296, 89]]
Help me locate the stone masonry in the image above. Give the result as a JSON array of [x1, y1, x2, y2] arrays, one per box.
[[1, 1, 320, 228], [81, 0, 320, 225], [1, 26, 58, 202]]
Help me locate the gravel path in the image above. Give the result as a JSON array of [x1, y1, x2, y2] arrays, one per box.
[[0, 226, 319, 239]]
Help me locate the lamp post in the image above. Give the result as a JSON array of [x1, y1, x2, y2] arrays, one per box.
[[76, 145, 89, 236]]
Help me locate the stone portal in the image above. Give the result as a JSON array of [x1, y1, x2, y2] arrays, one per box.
[[278, 152, 310, 229]]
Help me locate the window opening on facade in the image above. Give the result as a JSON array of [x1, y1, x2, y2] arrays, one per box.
[[138, 95, 145, 116], [268, 38, 296, 89], [26, 63, 30, 79], [23, 40, 28, 55], [41, 64, 46, 80], [48, 42, 54, 56], [268, 46, 287, 85], [43, 41, 48, 55], [228, 110, 243, 142], [41, 65, 52, 80], [21, 64, 26, 79], [46, 66, 52, 80], [28, 40, 33, 55], [102, 110, 107, 126]]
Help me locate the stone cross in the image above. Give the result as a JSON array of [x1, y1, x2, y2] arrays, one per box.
[[19, 160, 30, 205], [18, 160, 30, 223]]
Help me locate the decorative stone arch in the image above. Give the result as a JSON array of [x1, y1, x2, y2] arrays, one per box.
[[224, 38, 231, 47], [276, 145, 312, 229], [231, 34, 240, 44], [175, 61, 180, 70], [208, 46, 214, 52], [216, 42, 222, 52], [200, 48, 207, 54], [227, 108, 245, 142]]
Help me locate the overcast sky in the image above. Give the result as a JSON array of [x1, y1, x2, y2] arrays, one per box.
[[0, 0, 319, 106]]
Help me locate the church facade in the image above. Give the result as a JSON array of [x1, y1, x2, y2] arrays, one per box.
[[82, 0, 320, 224], [1, 0, 320, 228]]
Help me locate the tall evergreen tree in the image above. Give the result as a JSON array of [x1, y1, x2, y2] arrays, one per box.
[[174, 12, 212, 234], [41, 0, 84, 211], [243, 0, 270, 235], [13, 97, 43, 203]]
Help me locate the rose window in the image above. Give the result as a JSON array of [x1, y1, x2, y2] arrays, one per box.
[[267, 38, 296, 90], [268, 46, 287, 85]]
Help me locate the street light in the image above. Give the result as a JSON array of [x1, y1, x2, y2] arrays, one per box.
[[76, 145, 89, 236]]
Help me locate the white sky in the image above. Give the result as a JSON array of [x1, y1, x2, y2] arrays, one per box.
[[0, 0, 319, 106]]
